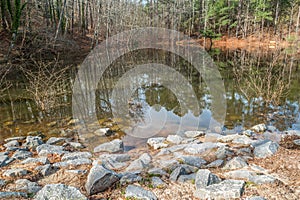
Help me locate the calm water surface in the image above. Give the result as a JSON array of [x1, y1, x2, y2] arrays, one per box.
[[1, 48, 300, 144]]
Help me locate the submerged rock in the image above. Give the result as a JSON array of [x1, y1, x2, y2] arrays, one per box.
[[194, 179, 245, 199], [34, 184, 86, 200], [125, 185, 157, 200], [85, 164, 120, 195]]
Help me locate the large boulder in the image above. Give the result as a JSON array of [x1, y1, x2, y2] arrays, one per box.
[[85, 164, 120, 195], [34, 184, 86, 200], [253, 141, 279, 158], [195, 169, 221, 189], [194, 179, 245, 199], [125, 185, 157, 200]]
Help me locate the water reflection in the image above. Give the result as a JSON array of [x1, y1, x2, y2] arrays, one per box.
[[0, 48, 300, 142]]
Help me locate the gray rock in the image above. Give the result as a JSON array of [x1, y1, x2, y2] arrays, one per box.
[[126, 153, 152, 171], [102, 157, 128, 170], [151, 177, 166, 188], [93, 139, 124, 153], [164, 144, 188, 153], [178, 173, 196, 183], [120, 173, 142, 185], [158, 159, 180, 171], [21, 157, 49, 165], [4, 140, 19, 148], [184, 142, 219, 154], [6, 146, 28, 152], [148, 168, 168, 176], [36, 144, 66, 156], [206, 159, 224, 168], [249, 175, 277, 184], [3, 168, 28, 177], [181, 164, 199, 173], [224, 170, 256, 180], [293, 139, 300, 146], [218, 134, 241, 143], [66, 142, 85, 149], [184, 131, 205, 138], [242, 130, 255, 137], [0, 155, 9, 167], [4, 136, 25, 143], [194, 179, 245, 199], [223, 157, 248, 170], [34, 184, 87, 200], [12, 150, 33, 160], [94, 128, 110, 136], [170, 166, 188, 181], [215, 146, 234, 159], [166, 135, 184, 144], [85, 164, 120, 195], [14, 179, 41, 193], [99, 153, 131, 162], [125, 185, 157, 200], [175, 154, 207, 168], [0, 192, 27, 198], [0, 152, 8, 156], [0, 179, 6, 187], [24, 136, 43, 148], [246, 196, 267, 200], [284, 130, 300, 137], [254, 141, 279, 158], [46, 137, 65, 145], [195, 169, 221, 189], [147, 137, 168, 149], [251, 124, 267, 133], [267, 126, 277, 132], [232, 135, 254, 145], [61, 152, 92, 161], [237, 147, 252, 155], [53, 158, 91, 167], [35, 164, 59, 176]]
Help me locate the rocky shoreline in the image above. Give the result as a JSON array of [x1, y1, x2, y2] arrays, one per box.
[[0, 123, 300, 199]]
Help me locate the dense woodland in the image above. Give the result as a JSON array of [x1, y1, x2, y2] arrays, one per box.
[[0, 0, 300, 49]]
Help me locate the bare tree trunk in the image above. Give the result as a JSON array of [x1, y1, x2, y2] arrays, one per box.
[[54, 0, 67, 41]]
